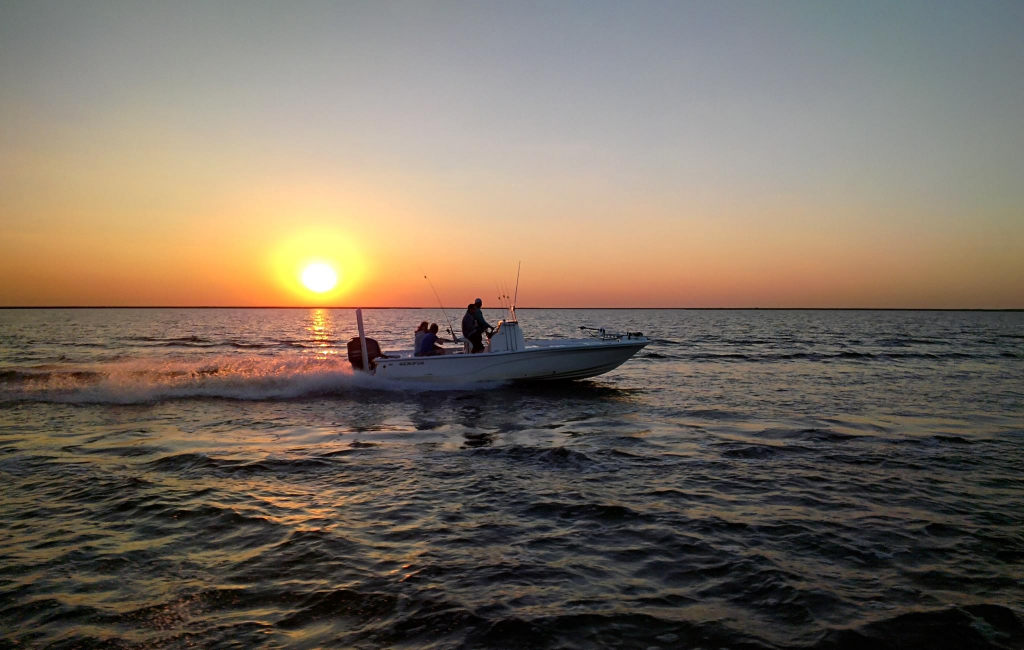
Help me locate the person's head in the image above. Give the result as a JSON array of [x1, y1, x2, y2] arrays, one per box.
[[416, 321, 428, 332], [467, 303, 477, 312], [474, 298, 483, 308], [429, 323, 439, 333]]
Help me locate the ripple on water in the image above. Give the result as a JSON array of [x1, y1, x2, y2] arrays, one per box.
[[1, 309, 1022, 649]]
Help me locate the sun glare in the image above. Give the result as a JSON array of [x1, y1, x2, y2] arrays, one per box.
[[269, 228, 366, 304], [301, 263, 338, 293]]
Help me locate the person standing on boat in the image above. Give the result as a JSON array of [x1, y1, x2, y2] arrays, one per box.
[[416, 323, 445, 356], [473, 298, 493, 335], [462, 304, 485, 353]]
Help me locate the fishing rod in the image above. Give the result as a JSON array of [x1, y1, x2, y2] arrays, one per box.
[[500, 279, 513, 320], [495, 280, 509, 320], [419, 266, 458, 342]]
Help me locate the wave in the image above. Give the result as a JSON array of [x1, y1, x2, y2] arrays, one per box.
[[642, 352, 673, 359], [0, 354, 491, 404], [470, 444, 607, 472], [125, 335, 345, 350], [271, 596, 1024, 650], [143, 452, 349, 476], [129, 335, 210, 343], [815, 603, 1024, 650], [9, 588, 1020, 650], [651, 350, 1007, 362]]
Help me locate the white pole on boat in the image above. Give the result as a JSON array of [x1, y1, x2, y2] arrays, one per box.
[[356, 308, 370, 371]]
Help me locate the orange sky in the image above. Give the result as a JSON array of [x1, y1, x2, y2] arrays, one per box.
[[1, 170, 1019, 308], [1, 2, 1022, 308]]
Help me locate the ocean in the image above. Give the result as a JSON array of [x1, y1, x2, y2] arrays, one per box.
[[1, 308, 1022, 649]]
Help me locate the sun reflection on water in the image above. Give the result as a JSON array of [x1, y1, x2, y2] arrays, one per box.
[[306, 309, 338, 359]]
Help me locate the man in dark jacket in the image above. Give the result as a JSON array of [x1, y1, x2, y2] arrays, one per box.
[[462, 304, 485, 353], [473, 298, 492, 332]]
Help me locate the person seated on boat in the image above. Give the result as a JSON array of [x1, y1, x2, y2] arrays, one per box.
[[473, 298, 494, 338], [462, 304, 485, 353], [415, 323, 446, 356], [414, 321, 429, 352]]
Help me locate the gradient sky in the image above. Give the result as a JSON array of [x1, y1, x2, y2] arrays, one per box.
[[1, 0, 1022, 307]]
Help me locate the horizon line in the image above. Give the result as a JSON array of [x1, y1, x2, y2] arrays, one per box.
[[1, 306, 1022, 312]]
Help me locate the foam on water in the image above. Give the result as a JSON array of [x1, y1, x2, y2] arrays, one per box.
[[0, 354, 505, 404]]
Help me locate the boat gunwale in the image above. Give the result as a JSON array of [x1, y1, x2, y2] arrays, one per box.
[[377, 338, 649, 363]]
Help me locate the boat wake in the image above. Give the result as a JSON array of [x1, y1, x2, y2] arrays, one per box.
[[0, 354, 499, 404]]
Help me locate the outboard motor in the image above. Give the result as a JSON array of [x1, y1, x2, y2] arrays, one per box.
[[347, 337, 382, 371]]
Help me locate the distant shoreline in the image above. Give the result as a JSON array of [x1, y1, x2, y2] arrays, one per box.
[[1, 306, 1021, 312]]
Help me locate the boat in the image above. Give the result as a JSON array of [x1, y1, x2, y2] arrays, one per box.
[[347, 308, 648, 383]]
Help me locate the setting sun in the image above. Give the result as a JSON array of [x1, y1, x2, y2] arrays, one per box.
[[265, 227, 368, 305], [301, 263, 338, 293]]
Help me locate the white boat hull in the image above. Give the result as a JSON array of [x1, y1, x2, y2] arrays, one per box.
[[373, 339, 648, 383]]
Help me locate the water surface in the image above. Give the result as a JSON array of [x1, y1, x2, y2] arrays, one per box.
[[1, 308, 1022, 649]]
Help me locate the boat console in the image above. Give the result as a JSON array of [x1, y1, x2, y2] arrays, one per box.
[[487, 320, 526, 353]]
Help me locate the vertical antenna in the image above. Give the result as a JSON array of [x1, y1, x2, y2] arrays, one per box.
[[512, 261, 521, 310]]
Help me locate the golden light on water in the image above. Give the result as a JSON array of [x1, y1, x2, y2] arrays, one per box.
[[301, 263, 338, 293], [307, 308, 338, 359]]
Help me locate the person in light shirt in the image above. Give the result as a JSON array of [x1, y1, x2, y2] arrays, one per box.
[[415, 323, 445, 357], [414, 321, 429, 353]]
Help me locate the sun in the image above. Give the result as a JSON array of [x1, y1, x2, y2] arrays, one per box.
[[301, 263, 338, 293]]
